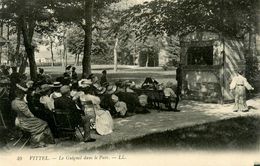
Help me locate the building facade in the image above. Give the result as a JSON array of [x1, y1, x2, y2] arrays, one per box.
[[180, 31, 245, 103]]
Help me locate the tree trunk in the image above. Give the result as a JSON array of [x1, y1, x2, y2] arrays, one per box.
[[65, 49, 68, 67], [59, 49, 63, 67], [113, 36, 118, 72], [0, 20, 3, 64], [19, 56, 27, 74], [82, 0, 94, 77], [20, 17, 37, 80], [77, 54, 80, 66], [50, 38, 54, 67], [7, 24, 10, 64], [63, 32, 67, 67], [74, 54, 78, 66], [146, 55, 149, 67], [13, 25, 21, 66]]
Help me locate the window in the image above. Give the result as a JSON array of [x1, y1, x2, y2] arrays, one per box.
[[187, 46, 213, 65]]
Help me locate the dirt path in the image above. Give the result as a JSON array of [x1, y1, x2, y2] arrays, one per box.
[[5, 96, 259, 154]]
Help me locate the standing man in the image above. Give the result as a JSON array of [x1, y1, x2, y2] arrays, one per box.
[[174, 64, 182, 112], [230, 70, 254, 112], [71, 67, 78, 82], [62, 65, 72, 85], [100, 70, 108, 87]]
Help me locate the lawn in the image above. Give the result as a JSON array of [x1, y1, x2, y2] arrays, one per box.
[[32, 65, 177, 85]]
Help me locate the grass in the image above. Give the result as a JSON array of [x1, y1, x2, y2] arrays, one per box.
[[33, 65, 177, 85], [94, 116, 260, 152]]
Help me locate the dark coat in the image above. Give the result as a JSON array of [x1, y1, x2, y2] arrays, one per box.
[[100, 75, 108, 87], [54, 95, 83, 125], [100, 94, 117, 115], [176, 66, 182, 95], [72, 71, 78, 81], [115, 92, 140, 113]]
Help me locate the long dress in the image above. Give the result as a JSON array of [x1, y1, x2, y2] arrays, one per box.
[[11, 98, 54, 147], [230, 74, 253, 112], [80, 94, 113, 135]]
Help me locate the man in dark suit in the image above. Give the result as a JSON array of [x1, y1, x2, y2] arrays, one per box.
[[174, 64, 182, 112], [54, 85, 95, 142], [100, 70, 108, 87]]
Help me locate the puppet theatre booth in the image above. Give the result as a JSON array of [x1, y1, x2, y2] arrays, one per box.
[[179, 31, 245, 103]]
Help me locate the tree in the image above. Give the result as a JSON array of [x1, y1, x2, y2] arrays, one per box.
[[53, 0, 121, 77], [1, 0, 54, 80], [122, 0, 257, 39]]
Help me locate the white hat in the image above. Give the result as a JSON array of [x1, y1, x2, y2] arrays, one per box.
[[111, 94, 119, 103], [106, 85, 117, 94], [16, 83, 28, 92], [114, 101, 127, 116], [50, 81, 62, 88], [78, 79, 92, 88], [26, 80, 34, 88]]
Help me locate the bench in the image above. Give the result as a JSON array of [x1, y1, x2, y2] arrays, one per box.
[[133, 88, 176, 111]]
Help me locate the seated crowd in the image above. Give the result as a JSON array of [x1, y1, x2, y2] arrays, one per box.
[[0, 65, 177, 148]]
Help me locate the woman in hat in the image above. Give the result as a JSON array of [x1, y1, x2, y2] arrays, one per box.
[[39, 84, 54, 111], [50, 82, 62, 100], [125, 80, 135, 93], [11, 83, 54, 148], [230, 70, 254, 112], [80, 86, 113, 135], [100, 85, 118, 116], [111, 94, 127, 118], [37, 84, 59, 137]]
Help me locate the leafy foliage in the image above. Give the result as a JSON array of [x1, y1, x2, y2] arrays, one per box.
[[121, 0, 257, 40]]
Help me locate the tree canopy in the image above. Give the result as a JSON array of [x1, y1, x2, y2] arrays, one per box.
[[121, 0, 257, 40]]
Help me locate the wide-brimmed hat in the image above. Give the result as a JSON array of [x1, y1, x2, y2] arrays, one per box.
[[16, 83, 28, 92], [66, 65, 72, 70], [35, 84, 51, 94], [26, 80, 34, 88], [50, 81, 62, 88], [96, 86, 106, 95], [78, 79, 92, 88], [106, 85, 117, 94]]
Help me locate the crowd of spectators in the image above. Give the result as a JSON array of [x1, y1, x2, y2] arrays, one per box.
[[0, 64, 177, 148]]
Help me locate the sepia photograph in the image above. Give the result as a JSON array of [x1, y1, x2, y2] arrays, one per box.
[[0, 0, 260, 165]]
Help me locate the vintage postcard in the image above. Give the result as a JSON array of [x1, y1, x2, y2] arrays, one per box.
[[0, 0, 260, 165]]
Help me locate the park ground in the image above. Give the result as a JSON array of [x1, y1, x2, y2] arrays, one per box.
[[2, 65, 260, 154]]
